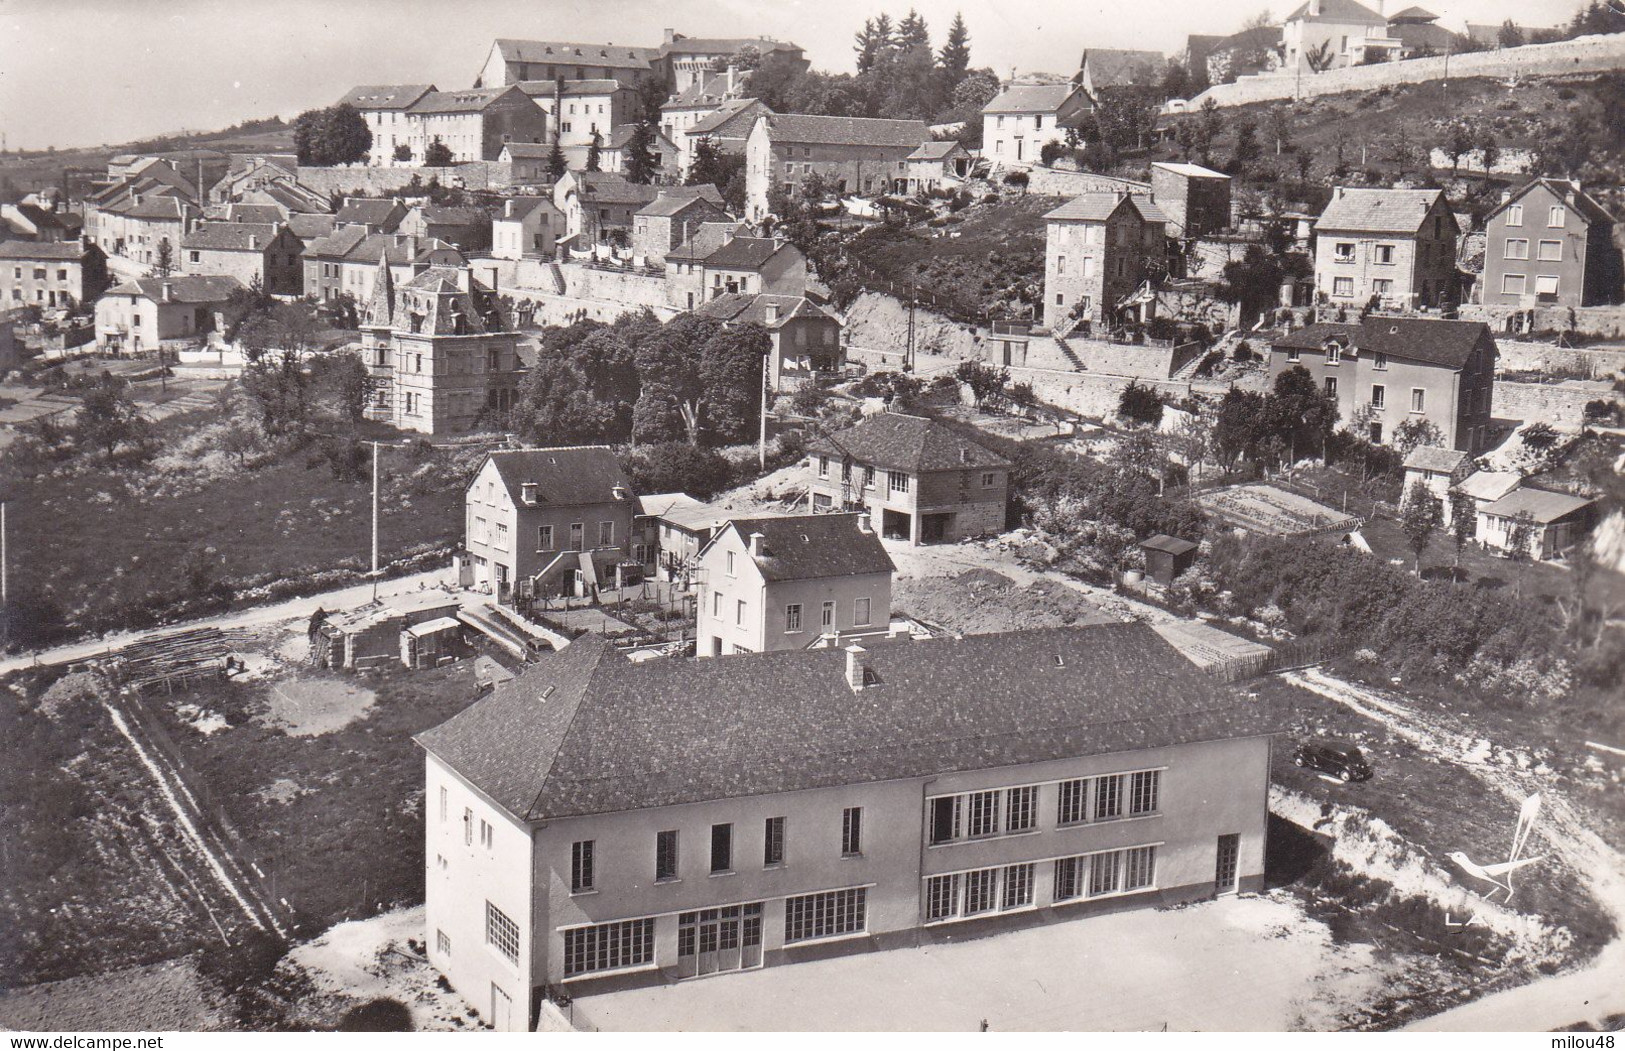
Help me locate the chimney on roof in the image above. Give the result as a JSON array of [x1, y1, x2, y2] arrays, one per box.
[[856, 514, 874, 535], [161, 281, 174, 303], [726, 64, 738, 95], [505, 199, 516, 219], [845, 644, 870, 692], [748, 530, 765, 556], [663, 28, 676, 44], [764, 302, 779, 323], [1309, 0, 1322, 14], [248, 233, 258, 250]]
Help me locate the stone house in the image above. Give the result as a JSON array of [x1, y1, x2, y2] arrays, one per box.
[[0, 240, 110, 310], [1078, 48, 1167, 97], [980, 83, 1092, 169], [341, 85, 438, 165], [1313, 187, 1459, 310], [517, 79, 636, 159], [474, 39, 663, 90], [694, 513, 894, 658], [1149, 162, 1232, 238], [336, 198, 409, 234], [668, 235, 808, 308], [1400, 445, 1473, 524], [1480, 178, 1620, 309], [631, 193, 733, 266], [1042, 193, 1170, 330], [745, 113, 930, 222], [597, 125, 681, 182], [693, 292, 842, 389], [179, 221, 305, 296], [415, 622, 1273, 1028], [358, 260, 516, 435], [677, 98, 771, 179], [905, 141, 971, 194], [1268, 317, 1497, 452], [460, 446, 639, 602], [94, 275, 244, 353], [400, 205, 493, 253], [490, 197, 563, 260], [806, 413, 1011, 544], [1281, 0, 1400, 69]]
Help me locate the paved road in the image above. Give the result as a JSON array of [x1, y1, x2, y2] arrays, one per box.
[[0, 565, 454, 676]]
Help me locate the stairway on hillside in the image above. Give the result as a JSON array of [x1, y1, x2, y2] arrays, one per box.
[[546, 262, 567, 295], [1052, 334, 1086, 372], [1170, 348, 1217, 383]]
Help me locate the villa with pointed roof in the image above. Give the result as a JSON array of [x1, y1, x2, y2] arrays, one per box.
[[693, 291, 841, 389], [981, 82, 1092, 169], [416, 622, 1275, 1026], [806, 413, 1011, 544], [1043, 192, 1170, 330], [359, 259, 520, 435], [1313, 186, 1459, 309], [179, 221, 304, 295], [1481, 178, 1619, 309]]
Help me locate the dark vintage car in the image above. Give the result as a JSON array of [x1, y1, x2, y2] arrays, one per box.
[[1293, 738, 1373, 782]]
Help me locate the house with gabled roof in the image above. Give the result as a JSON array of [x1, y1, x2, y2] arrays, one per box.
[[1078, 48, 1166, 96], [340, 84, 438, 165], [515, 79, 637, 159], [0, 239, 109, 310], [179, 221, 304, 295], [631, 192, 733, 265], [1481, 178, 1620, 309], [677, 97, 771, 179], [980, 83, 1092, 169], [596, 124, 681, 182], [554, 172, 724, 244], [336, 197, 409, 234], [400, 204, 493, 253], [416, 622, 1274, 1025], [1281, 0, 1401, 69], [1, 202, 80, 243], [1476, 486, 1598, 561], [661, 68, 751, 153], [744, 112, 931, 222], [461, 446, 639, 602], [1313, 186, 1459, 309], [1268, 317, 1497, 452], [475, 39, 663, 90], [1385, 7, 1463, 57], [490, 196, 563, 260], [807, 413, 1011, 544], [905, 140, 971, 194], [694, 291, 841, 388], [659, 31, 808, 93], [94, 274, 244, 353], [1043, 192, 1170, 330], [695, 512, 895, 658], [1401, 445, 1474, 524]]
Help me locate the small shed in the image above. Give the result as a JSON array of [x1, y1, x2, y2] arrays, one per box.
[[401, 617, 465, 670], [1141, 534, 1200, 585], [315, 607, 404, 670]]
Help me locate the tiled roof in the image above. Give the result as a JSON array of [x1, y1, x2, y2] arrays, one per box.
[[607, 125, 675, 151], [1455, 470, 1523, 503], [496, 197, 553, 221], [480, 446, 634, 506], [181, 222, 285, 251], [687, 98, 768, 137], [116, 197, 190, 221], [1489, 178, 1614, 226], [662, 71, 751, 110], [635, 192, 721, 218], [1044, 193, 1167, 225], [983, 83, 1084, 114], [302, 224, 369, 260], [287, 213, 338, 241], [1480, 487, 1595, 524], [810, 413, 1011, 473], [415, 623, 1271, 821], [1388, 5, 1440, 21], [759, 113, 929, 149], [0, 240, 95, 261], [659, 36, 802, 57], [1316, 187, 1450, 234], [1272, 318, 1490, 369], [1285, 0, 1387, 24], [336, 198, 404, 228], [224, 203, 286, 225], [416, 205, 488, 225], [701, 235, 786, 269], [1403, 445, 1470, 472], [711, 513, 894, 583], [1082, 49, 1167, 89], [908, 140, 967, 161], [1152, 161, 1231, 180], [8, 203, 73, 231], [340, 84, 436, 110], [410, 87, 519, 114], [515, 79, 627, 99], [502, 142, 553, 159], [693, 292, 832, 328], [496, 39, 659, 69], [1142, 533, 1199, 555], [104, 275, 245, 303], [666, 222, 746, 265], [341, 233, 459, 266]]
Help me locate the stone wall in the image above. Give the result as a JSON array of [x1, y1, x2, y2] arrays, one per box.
[[1188, 33, 1625, 109], [1460, 302, 1625, 341], [294, 162, 513, 197], [844, 291, 984, 362], [1019, 168, 1151, 198], [1492, 378, 1620, 426], [1492, 338, 1625, 379]]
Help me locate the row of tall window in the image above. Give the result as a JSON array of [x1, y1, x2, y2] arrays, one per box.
[[929, 771, 1160, 846], [923, 845, 1158, 923]]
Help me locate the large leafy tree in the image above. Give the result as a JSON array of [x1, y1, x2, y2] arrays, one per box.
[[424, 138, 453, 167], [698, 324, 771, 444], [75, 376, 149, 459], [1400, 482, 1443, 576], [293, 103, 372, 167], [1266, 364, 1340, 464]]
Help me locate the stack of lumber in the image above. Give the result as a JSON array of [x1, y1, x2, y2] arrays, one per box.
[[114, 627, 254, 693]]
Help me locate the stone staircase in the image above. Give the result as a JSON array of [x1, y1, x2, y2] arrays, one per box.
[[545, 262, 567, 295], [1052, 334, 1086, 372], [456, 603, 534, 661]]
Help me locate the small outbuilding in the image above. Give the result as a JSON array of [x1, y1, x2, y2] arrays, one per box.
[[401, 617, 466, 669], [1141, 534, 1200, 585]]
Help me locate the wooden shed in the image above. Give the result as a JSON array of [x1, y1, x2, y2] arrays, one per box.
[[401, 617, 466, 670], [1140, 534, 1200, 586]]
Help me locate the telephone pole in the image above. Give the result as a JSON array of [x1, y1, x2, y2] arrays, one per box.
[[758, 354, 770, 471], [370, 441, 381, 601]]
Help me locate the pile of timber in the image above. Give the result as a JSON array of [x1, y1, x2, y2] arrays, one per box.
[[114, 626, 255, 693]]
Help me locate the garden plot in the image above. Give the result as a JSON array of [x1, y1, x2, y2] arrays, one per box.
[[1198, 484, 1359, 537], [892, 567, 1117, 635], [0, 957, 229, 1032]]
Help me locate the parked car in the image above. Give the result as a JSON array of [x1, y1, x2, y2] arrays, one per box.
[[1293, 738, 1373, 782]]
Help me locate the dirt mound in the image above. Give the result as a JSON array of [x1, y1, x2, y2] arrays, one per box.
[[36, 668, 114, 722]]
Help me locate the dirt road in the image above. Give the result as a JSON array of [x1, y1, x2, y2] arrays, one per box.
[[0, 565, 453, 677], [1284, 668, 1625, 1031]]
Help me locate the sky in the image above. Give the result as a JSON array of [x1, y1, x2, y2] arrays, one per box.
[[0, 0, 1585, 151]]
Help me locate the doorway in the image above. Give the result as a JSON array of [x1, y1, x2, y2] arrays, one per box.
[[1215, 833, 1240, 895], [677, 903, 763, 978], [490, 983, 513, 1030]]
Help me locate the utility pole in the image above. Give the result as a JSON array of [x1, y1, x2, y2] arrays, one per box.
[[371, 441, 381, 601], [906, 280, 917, 372], [1, 500, 8, 607], [758, 353, 770, 471]]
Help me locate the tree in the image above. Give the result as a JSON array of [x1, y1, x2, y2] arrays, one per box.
[[152, 237, 174, 277], [1226, 117, 1261, 174], [622, 442, 736, 500], [1400, 481, 1443, 575], [1195, 98, 1222, 166], [393, 143, 413, 163], [547, 140, 567, 181], [1172, 409, 1215, 482], [1304, 41, 1336, 73], [1444, 119, 1475, 177], [75, 376, 149, 459], [585, 131, 602, 173], [1392, 417, 1443, 457], [1110, 428, 1171, 494], [1039, 140, 1067, 168], [955, 360, 1009, 409], [1266, 105, 1293, 156], [698, 324, 771, 444], [311, 352, 370, 427], [1448, 488, 1477, 580], [1504, 510, 1537, 597], [1266, 364, 1339, 463], [1477, 127, 1499, 185], [1118, 381, 1165, 427], [423, 137, 453, 167], [938, 12, 972, 89], [1498, 19, 1526, 48], [292, 103, 372, 167], [624, 122, 658, 184]]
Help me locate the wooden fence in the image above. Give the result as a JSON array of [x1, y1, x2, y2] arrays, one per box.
[[1204, 635, 1347, 683]]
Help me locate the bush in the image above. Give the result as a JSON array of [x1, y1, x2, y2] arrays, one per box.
[[1117, 381, 1165, 427], [1039, 141, 1067, 168], [621, 442, 736, 501], [337, 999, 414, 1032]]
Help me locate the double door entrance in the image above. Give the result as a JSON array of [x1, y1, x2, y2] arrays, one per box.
[[676, 903, 763, 978]]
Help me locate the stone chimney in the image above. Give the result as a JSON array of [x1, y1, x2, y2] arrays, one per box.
[[1308, 0, 1322, 15], [748, 531, 765, 556], [663, 27, 677, 44], [845, 644, 870, 692], [764, 302, 779, 323], [856, 514, 874, 535], [161, 281, 174, 303], [248, 233, 258, 250], [725, 64, 738, 95], [505, 199, 516, 219]]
